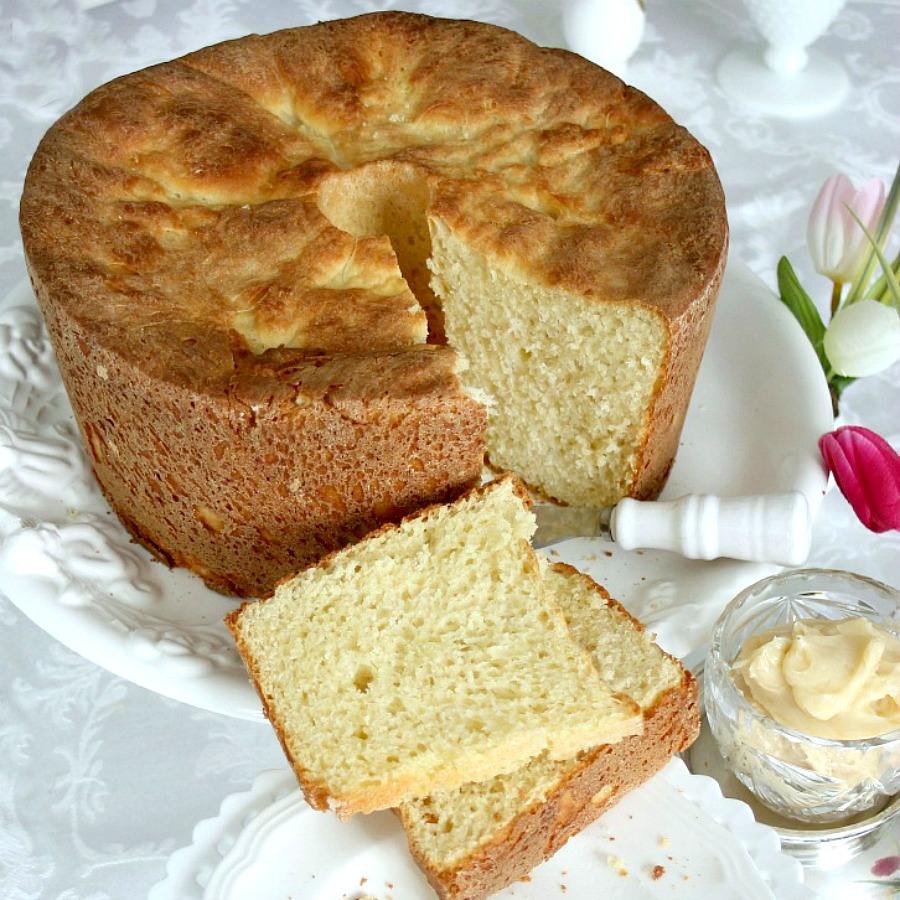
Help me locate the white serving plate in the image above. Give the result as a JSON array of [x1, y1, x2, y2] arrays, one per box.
[[0, 257, 834, 718], [149, 757, 813, 899]]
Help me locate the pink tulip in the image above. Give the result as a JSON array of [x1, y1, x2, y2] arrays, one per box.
[[819, 426, 900, 532], [807, 174, 886, 284], [872, 855, 900, 878]]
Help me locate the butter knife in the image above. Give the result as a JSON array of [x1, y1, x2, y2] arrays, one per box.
[[532, 491, 811, 567]]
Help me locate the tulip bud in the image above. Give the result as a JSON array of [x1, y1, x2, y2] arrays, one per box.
[[807, 174, 886, 284], [819, 426, 900, 533], [822, 299, 900, 377]]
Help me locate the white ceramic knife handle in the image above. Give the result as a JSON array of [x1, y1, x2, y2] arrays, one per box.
[[610, 491, 812, 566]]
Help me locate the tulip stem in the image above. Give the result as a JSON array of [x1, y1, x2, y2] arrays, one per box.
[[831, 281, 843, 317]]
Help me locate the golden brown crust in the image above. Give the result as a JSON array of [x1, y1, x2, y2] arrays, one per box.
[[20, 11, 726, 595], [22, 13, 726, 373], [399, 561, 700, 900]]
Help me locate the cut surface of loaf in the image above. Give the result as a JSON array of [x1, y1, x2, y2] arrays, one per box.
[[20, 11, 727, 596], [430, 221, 670, 506], [399, 562, 700, 899], [225, 477, 642, 818]]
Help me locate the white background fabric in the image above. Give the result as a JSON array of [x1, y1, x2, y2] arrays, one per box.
[[0, 0, 898, 896]]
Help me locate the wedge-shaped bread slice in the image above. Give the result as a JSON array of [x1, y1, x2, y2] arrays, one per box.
[[398, 562, 700, 899], [226, 476, 642, 818]]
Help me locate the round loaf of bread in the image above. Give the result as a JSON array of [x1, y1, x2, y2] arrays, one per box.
[[20, 12, 727, 598]]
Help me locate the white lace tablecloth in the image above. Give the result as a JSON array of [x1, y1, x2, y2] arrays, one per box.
[[1, 1, 898, 897]]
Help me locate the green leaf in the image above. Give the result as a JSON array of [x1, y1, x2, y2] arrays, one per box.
[[845, 161, 900, 305], [777, 256, 829, 371], [846, 207, 900, 311], [830, 372, 856, 399], [866, 250, 900, 302]]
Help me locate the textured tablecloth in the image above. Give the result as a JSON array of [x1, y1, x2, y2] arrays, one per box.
[[0, 1, 897, 897]]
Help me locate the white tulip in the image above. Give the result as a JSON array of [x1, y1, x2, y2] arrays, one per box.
[[823, 299, 900, 377]]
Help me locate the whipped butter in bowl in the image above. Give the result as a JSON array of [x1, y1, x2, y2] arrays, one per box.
[[705, 569, 900, 824]]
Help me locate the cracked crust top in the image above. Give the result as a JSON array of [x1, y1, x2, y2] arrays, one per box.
[[20, 11, 726, 399]]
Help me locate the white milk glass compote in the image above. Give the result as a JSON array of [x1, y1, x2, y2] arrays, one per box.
[[717, 0, 850, 119], [561, 0, 646, 78]]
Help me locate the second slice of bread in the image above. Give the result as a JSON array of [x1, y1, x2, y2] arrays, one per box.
[[398, 562, 700, 899], [225, 476, 642, 818]]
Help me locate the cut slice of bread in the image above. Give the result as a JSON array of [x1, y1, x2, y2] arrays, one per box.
[[225, 476, 642, 818], [398, 562, 700, 899]]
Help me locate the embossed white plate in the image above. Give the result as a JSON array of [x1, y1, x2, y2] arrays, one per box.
[[0, 257, 833, 718], [149, 757, 813, 899]]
